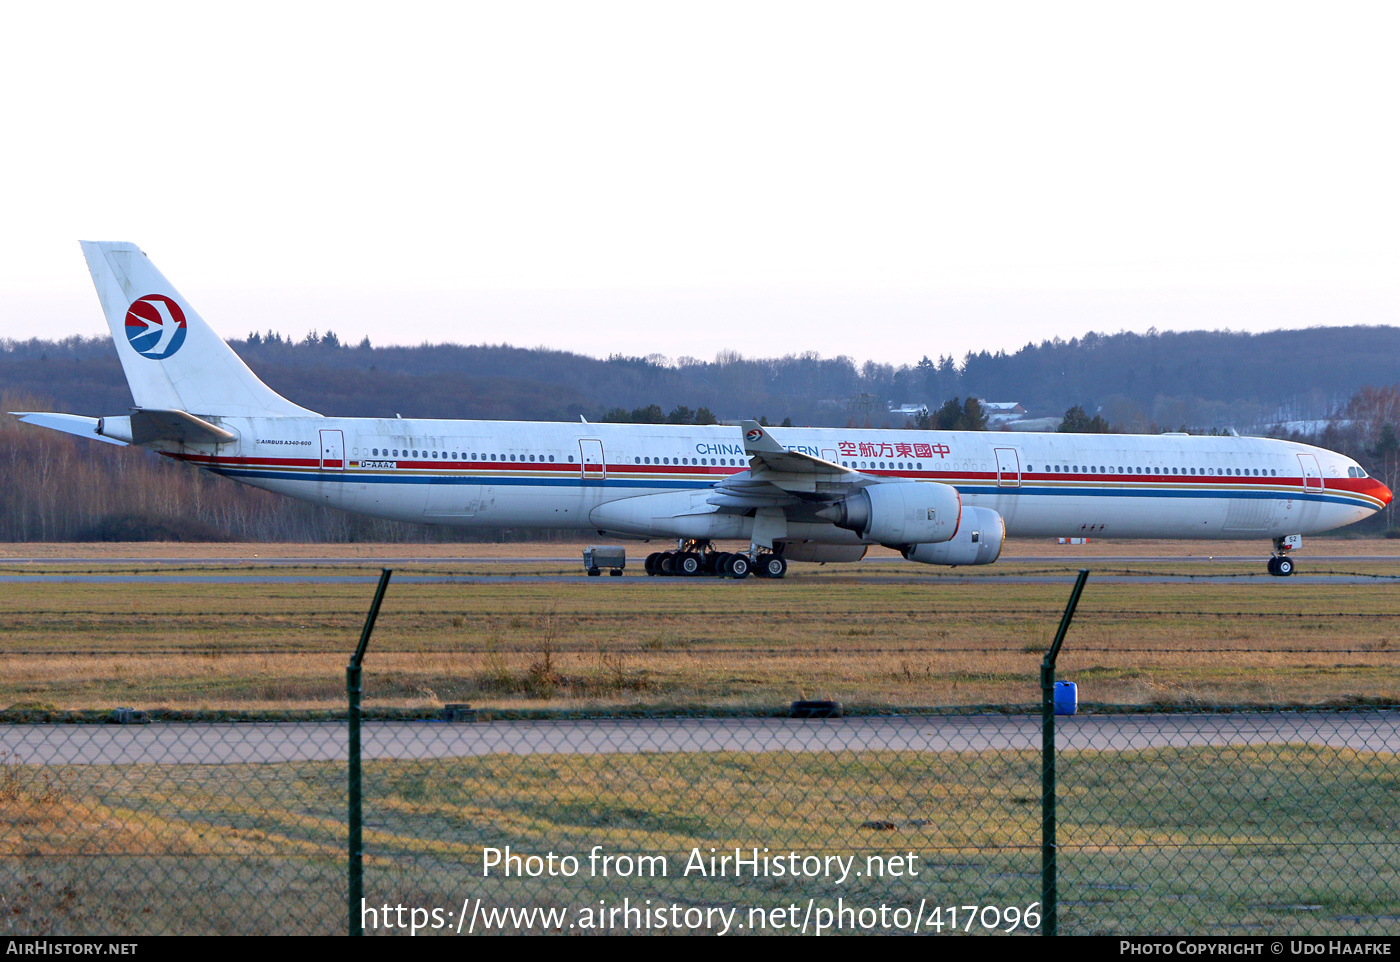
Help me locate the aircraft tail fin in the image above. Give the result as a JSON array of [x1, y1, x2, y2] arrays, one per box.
[[80, 241, 318, 418]]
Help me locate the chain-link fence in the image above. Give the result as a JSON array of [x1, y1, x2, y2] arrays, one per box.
[[0, 721, 347, 934], [1055, 710, 1400, 935], [3, 709, 1399, 935]]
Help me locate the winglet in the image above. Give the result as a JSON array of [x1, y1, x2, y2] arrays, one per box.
[[737, 419, 859, 479], [740, 420, 786, 455]]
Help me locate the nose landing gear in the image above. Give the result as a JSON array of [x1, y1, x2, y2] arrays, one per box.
[[1267, 535, 1301, 576]]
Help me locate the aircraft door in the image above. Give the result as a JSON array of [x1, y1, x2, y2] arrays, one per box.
[[994, 447, 1022, 487], [579, 439, 606, 480], [1298, 454, 1322, 492], [319, 430, 345, 470]]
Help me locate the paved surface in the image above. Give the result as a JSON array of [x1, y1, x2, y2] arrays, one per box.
[[4, 713, 1397, 765], [1, 572, 1393, 584], [3, 555, 1399, 565], [2, 553, 1394, 585]]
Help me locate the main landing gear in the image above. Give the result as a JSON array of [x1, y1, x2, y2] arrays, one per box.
[[1267, 535, 1302, 577], [643, 541, 788, 579]]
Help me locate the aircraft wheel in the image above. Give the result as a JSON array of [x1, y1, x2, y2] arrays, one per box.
[[726, 554, 751, 580], [709, 552, 731, 575], [645, 552, 661, 576], [678, 552, 702, 576], [1267, 557, 1279, 576], [658, 553, 677, 576], [758, 554, 787, 579], [1276, 557, 1294, 577]]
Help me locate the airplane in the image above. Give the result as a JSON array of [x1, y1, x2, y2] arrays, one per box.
[[13, 241, 1393, 579]]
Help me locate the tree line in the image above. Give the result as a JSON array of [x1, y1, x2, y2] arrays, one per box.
[[7, 324, 1400, 430]]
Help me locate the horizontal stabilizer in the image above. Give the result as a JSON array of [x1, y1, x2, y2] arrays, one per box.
[[127, 409, 237, 445], [13, 409, 236, 447], [12, 412, 127, 446]]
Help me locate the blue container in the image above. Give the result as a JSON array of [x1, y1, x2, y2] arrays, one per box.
[[1054, 681, 1078, 716]]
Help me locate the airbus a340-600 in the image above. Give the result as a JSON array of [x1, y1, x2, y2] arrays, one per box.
[[16, 242, 1392, 578]]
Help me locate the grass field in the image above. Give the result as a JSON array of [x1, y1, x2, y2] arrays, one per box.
[[1, 540, 1399, 712], [3, 740, 1396, 934]]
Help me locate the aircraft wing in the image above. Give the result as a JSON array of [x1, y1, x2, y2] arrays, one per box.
[[737, 419, 856, 478], [707, 420, 874, 509]]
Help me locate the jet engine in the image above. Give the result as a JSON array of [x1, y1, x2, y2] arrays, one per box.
[[902, 506, 1005, 566], [816, 481, 961, 545]]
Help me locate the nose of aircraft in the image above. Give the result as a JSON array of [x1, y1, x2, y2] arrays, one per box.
[[1372, 478, 1394, 509]]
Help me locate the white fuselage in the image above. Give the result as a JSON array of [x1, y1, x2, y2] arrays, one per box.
[[175, 418, 1389, 544]]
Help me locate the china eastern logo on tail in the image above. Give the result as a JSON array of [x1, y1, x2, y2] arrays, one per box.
[[745, 428, 765, 443], [124, 294, 187, 359]]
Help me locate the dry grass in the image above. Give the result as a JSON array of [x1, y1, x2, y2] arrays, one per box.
[[1, 543, 1399, 711]]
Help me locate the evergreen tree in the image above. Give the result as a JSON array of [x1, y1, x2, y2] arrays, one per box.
[[629, 404, 665, 423], [1058, 405, 1111, 433]]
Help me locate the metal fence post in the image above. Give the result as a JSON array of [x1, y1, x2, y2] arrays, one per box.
[[1041, 568, 1088, 937], [349, 568, 392, 937]]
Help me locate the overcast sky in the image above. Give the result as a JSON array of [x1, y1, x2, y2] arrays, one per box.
[[3, 2, 1398, 366]]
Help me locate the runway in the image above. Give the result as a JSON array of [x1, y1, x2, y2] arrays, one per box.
[[4, 712, 1397, 765], [1, 553, 1395, 585], [1, 571, 1395, 585], [3, 554, 1400, 565]]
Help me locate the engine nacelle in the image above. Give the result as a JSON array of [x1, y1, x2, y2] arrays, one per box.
[[588, 490, 750, 540], [819, 481, 961, 545], [902, 507, 1005, 566]]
